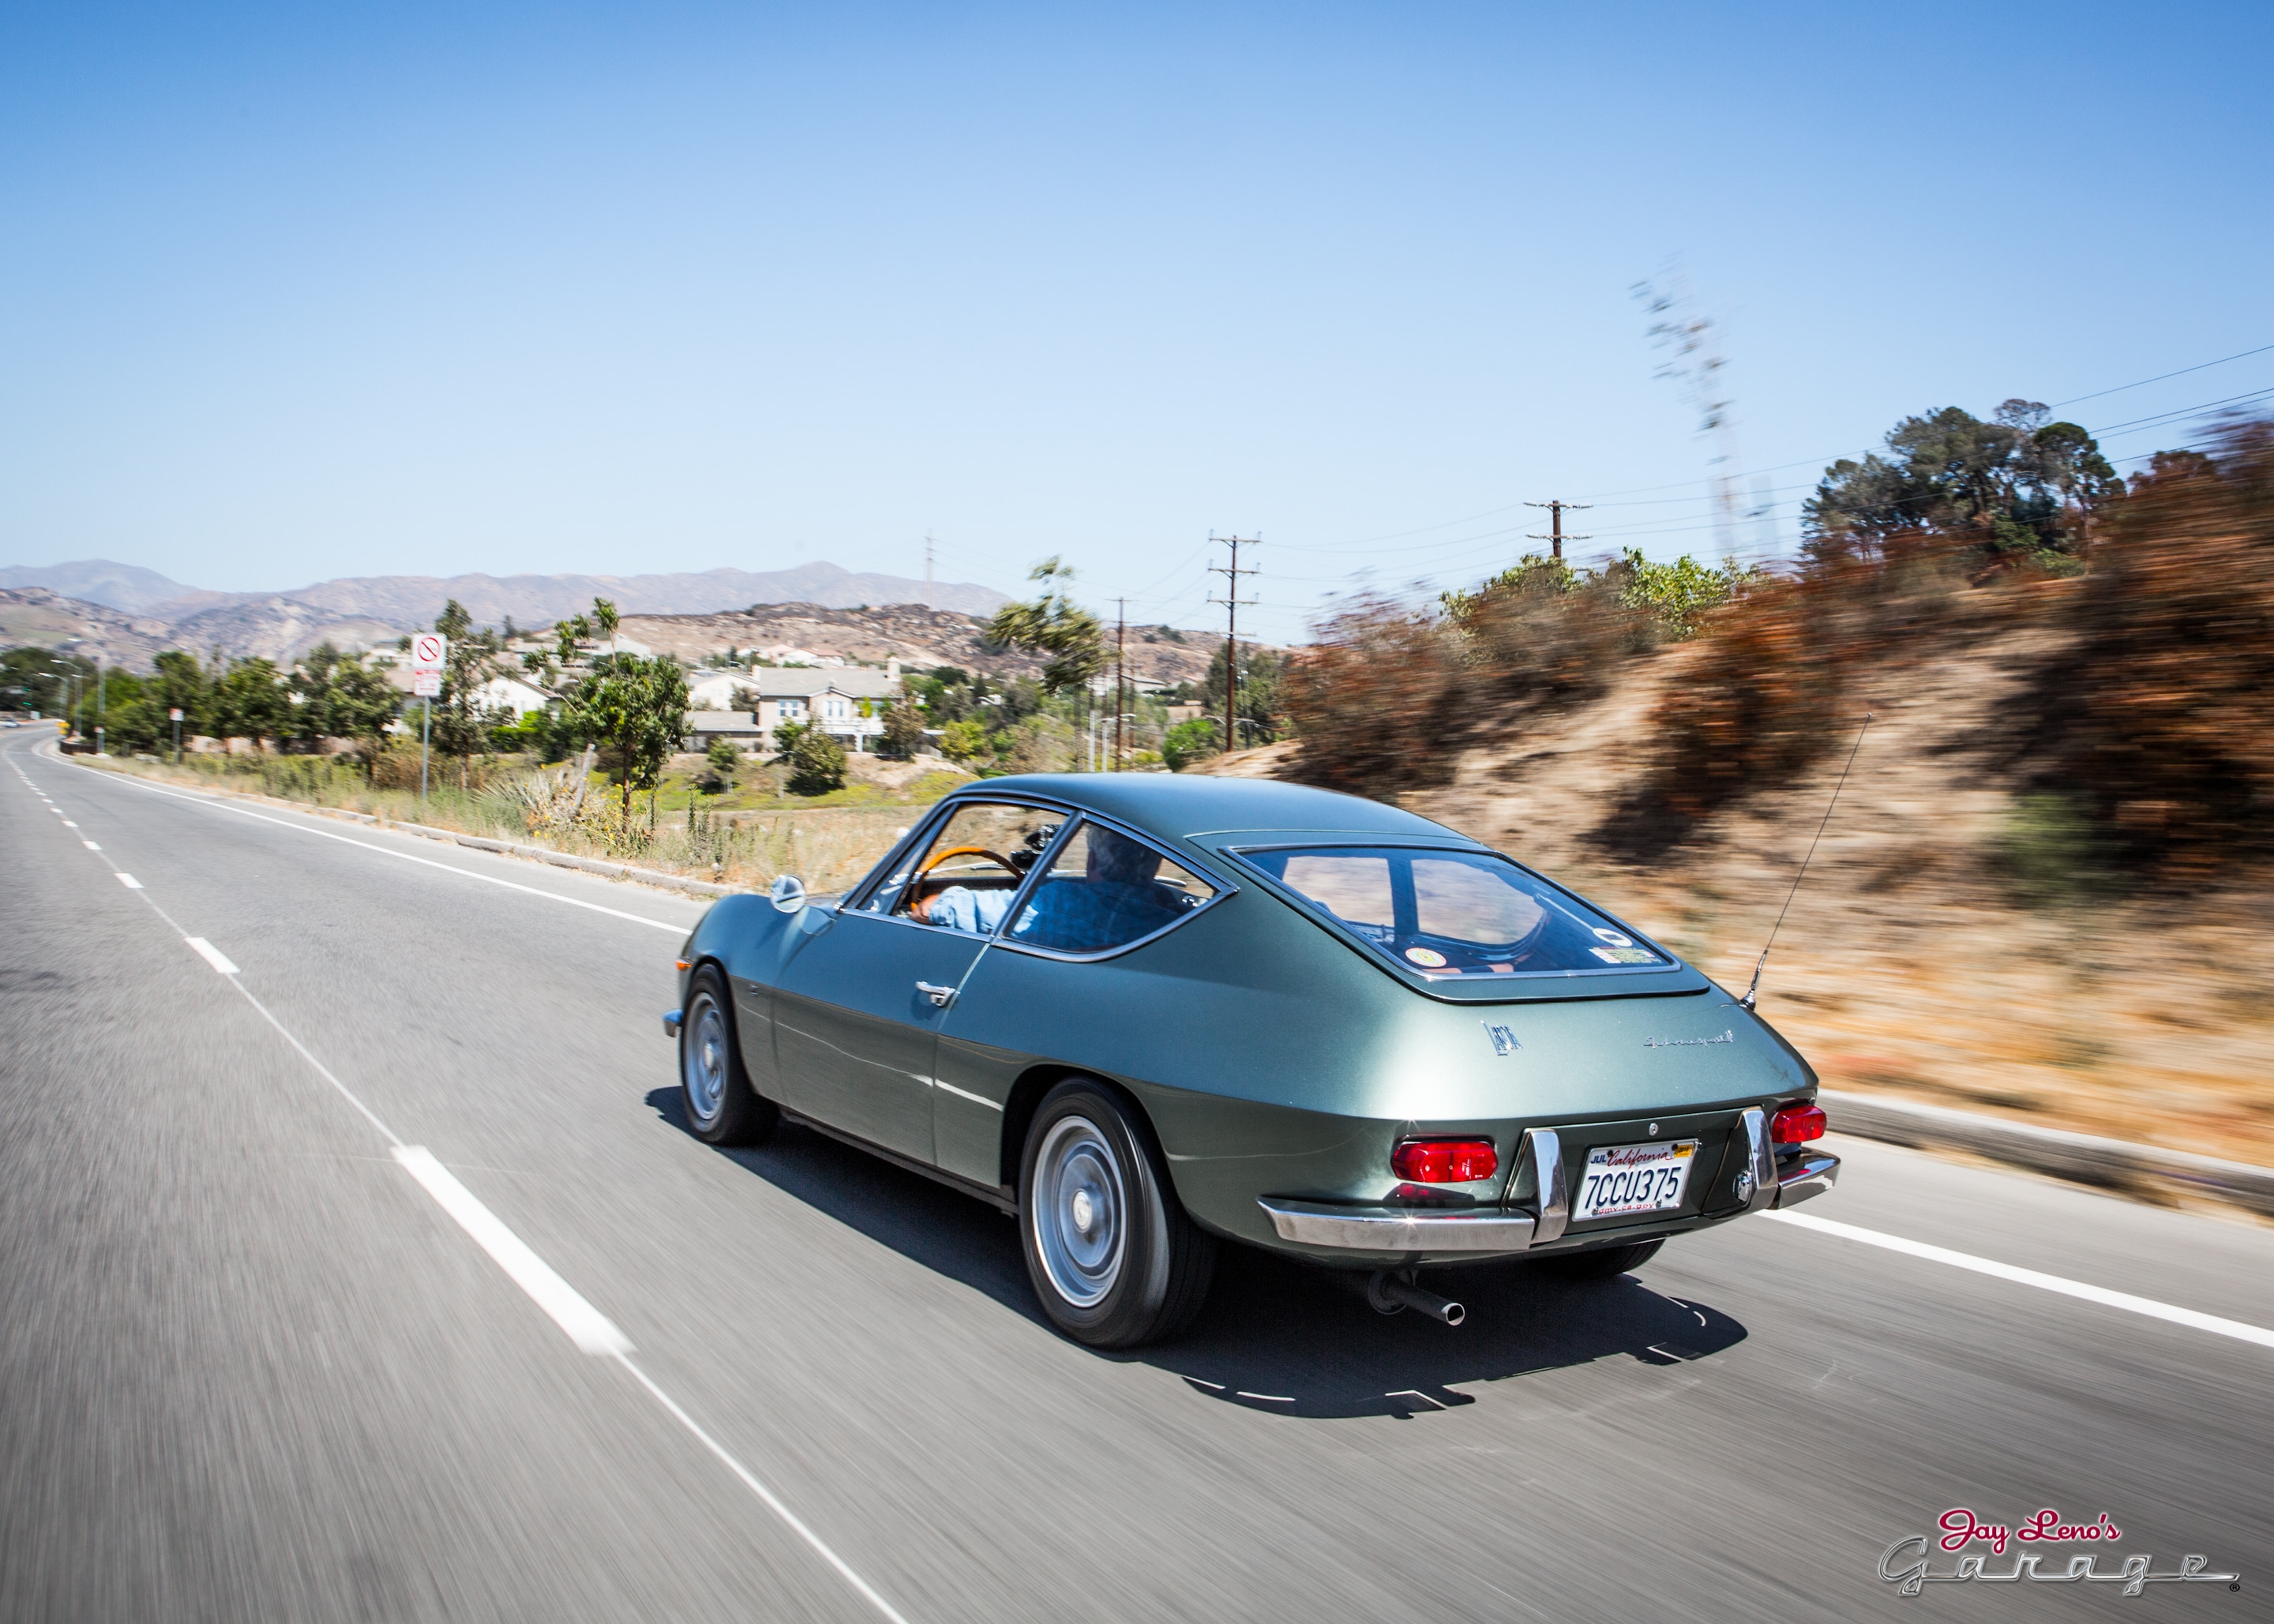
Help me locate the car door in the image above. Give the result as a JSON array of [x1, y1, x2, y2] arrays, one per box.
[[932, 818, 1225, 1187], [771, 800, 1068, 1164]]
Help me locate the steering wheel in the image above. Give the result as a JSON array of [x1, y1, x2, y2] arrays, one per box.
[[919, 845, 1020, 879]]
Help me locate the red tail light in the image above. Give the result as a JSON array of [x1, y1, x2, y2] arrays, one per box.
[[1770, 1102, 1826, 1145], [1390, 1138, 1499, 1183]]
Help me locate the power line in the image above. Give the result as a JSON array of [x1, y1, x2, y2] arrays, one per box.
[[2051, 341, 2274, 409]]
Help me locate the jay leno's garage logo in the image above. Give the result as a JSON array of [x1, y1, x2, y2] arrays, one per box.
[[1878, 1506, 2241, 1597]]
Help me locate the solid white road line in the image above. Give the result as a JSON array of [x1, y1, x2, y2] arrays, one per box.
[[1764, 1210, 2274, 1352], [184, 936, 240, 975], [392, 1146, 633, 1356], [72, 763, 686, 935], [114, 872, 141, 888]]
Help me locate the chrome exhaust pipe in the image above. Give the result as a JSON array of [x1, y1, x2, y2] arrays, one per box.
[[1366, 1270, 1466, 1326]]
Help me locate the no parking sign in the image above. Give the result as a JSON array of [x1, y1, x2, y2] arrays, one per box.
[[410, 633, 448, 673]]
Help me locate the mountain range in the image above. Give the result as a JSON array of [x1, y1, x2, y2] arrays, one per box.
[[0, 560, 1008, 624]]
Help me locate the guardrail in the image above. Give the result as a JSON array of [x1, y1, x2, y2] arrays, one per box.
[[1823, 1089, 2274, 1221]]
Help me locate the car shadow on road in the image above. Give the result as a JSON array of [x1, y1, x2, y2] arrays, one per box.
[[645, 1090, 1749, 1420]]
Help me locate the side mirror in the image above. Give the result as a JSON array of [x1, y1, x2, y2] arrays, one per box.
[[769, 874, 808, 913]]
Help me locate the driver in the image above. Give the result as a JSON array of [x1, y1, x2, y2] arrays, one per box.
[[913, 881, 1015, 934], [1009, 827, 1186, 951]]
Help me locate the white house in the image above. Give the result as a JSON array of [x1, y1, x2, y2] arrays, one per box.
[[684, 666, 904, 752], [474, 674, 553, 718]]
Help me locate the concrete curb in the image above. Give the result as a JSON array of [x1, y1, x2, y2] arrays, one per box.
[[1822, 1088, 2274, 1220], [68, 756, 742, 902]]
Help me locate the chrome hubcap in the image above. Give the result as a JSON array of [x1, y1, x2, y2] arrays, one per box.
[[682, 996, 727, 1123], [1034, 1115, 1125, 1308]]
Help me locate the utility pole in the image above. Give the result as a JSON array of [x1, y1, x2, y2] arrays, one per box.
[[1208, 534, 1260, 755], [95, 654, 106, 756], [924, 532, 935, 611], [1114, 598, 1128, 771], [1525, 500, 1592, 563]]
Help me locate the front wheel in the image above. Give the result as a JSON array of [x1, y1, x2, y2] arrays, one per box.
[[1019, 1078, 1215, 1348], [680, 966, 779, 1146], [1535, 1238, 1664, 1281]]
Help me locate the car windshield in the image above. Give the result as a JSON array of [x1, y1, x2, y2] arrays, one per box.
[[1234, 845, 1672, 977]]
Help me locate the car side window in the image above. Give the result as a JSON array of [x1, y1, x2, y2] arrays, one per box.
[[1007, 820, 1218, 955], [887, 801, 1065, 935]]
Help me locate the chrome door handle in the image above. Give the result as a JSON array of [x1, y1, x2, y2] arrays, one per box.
[[916, 981, 957, 1009]]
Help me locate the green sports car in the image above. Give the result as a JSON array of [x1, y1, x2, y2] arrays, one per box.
[[668, 774, 1837, 1348]]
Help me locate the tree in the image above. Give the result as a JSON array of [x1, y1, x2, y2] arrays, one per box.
[[212, 658, 291, 749], [1162, 717, 1221, 771], [879, 696, 927, 759], [569, 654, 689, 816], [429, 600, 504, 788], [937, 718, 989, 765], [772, 719, 847, 794], [591, 598, 620, 651], [1803, 400, 2118, 565], [1201, 643, 1284, 748], [1614, 549, 1756, 639], [985, 557, 1106, 693], [300, 645, 400, 775]]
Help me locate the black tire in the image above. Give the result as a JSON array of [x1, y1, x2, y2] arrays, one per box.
[[1018, 1078, 1215, 1348], [679, 966, 779, 1146], [1537, 1238, 1664, 1281]]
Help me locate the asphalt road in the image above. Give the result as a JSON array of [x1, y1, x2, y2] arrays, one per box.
[[2, 728, 2267, 1622]]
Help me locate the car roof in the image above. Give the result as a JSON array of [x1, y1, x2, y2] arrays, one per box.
[[964, 773, 1469, 844]]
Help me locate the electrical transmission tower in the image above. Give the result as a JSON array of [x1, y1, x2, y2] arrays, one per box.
[[1525, 500, 1592, 562], [1207, 534, 1260, 756]]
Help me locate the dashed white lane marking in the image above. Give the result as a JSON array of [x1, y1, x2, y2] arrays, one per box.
[[1764, 1210, 2274, 1352], [392, 1146, 632, 1356], [184, 936, 240, 975], [70, 763, 686, 935], [114, 872, 142, 888], [61, 820, 77, 827], [7, 759, 917, 1624], [83, 841, 99, 850]]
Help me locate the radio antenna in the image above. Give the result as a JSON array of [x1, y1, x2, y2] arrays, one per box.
[[1739, 712, 1872, 1011]]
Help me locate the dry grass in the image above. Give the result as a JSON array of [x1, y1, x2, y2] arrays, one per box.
[[82, 750, 929, 894]]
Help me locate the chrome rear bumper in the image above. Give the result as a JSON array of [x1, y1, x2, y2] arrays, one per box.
[[1255, 1200, 1538, 1252], [1256, 1120, 1840, 1253], [1775, 1149, 1840, 1208]]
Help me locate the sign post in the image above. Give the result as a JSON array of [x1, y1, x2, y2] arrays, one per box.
[[408, 635, 448, 805], [170, 707, 183, 763]]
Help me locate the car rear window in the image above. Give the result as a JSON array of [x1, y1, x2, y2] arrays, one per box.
[[1234, 846, 1672, 977]]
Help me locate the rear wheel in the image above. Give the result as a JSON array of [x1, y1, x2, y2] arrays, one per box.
[[1019, 1078, 1215, 1348], [1537, 1238, 1664, 1281], [680, 966, 779, 1146]]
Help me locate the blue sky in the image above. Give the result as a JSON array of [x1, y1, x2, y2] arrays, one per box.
[[2, 1, 2268, 641]]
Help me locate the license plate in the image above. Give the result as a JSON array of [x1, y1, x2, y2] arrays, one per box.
[[1573, 1140, 1697, 1221]]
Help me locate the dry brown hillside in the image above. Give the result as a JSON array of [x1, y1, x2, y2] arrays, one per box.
[[1205, 609, 2274, 1169]]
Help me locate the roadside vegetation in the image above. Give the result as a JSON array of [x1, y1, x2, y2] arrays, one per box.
[[1283, 405, 2274, 891]]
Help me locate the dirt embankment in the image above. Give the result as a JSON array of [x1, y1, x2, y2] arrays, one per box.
[[1204, 617, 2274, 1168]]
